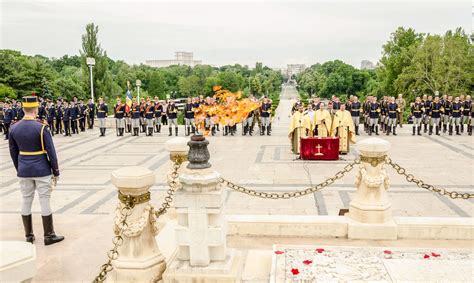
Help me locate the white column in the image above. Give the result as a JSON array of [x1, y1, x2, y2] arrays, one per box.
[[107, 166, 166, 282], [348, 137, 397, 240]]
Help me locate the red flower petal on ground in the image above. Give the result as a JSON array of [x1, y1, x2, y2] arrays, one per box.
[[316, 248, 325, 253], [291, 268, 300, 275], [303, 260, 313, 265], [431, 252, 440, 257], [383, 250, 393, 255], [274, 250, 284, 255], [423, 254, 430, 259]]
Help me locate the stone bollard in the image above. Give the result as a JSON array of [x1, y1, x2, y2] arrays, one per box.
[[107, 166, 166, 282], [163, 135, 243, 283], [348, 137, 397, 240]]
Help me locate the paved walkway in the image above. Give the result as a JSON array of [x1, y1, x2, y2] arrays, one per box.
[[0, 85, 473, 281]]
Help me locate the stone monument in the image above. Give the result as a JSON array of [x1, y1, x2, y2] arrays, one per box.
[[163, 135, 243, 283]]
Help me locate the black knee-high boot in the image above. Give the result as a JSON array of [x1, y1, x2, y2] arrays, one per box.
[[22, 215, 35, 243], [449, 125, 453, 135], [456, 125, 460, 135], [175, 127, 178, 136], [158, 125, 161, 133], [393, 126, 397, 135], [355, 125, 359, 135], [412, 126, 416, 136], [266, 126, 271, 136], [417, 125, 421, 135], [168, 127, 172, 136], [42, 214, 64, 245], [429, 125, 433, 135], [375, 125, 379, 135]]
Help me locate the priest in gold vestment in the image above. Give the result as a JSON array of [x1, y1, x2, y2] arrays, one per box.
[[331, 104, 356, 154], [288, 105, 312, 154], [312, 102, 332, 137]]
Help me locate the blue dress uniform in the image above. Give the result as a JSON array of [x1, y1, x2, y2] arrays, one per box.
[[97, 101, 108, 136], [442, 100, 452, 133], [184, 102, 195, 136], [114, 103, 126, 136], [62, 105, 71, 136], [260, 102, 272, 136], [411, 102, 424, 135], [3, 106, 13, 140], [430, 101, 442, 135], [9, 96, 64, 245], [369, 102, 381, 135], [461, 100, 471, 133], [386, 102, 399, 135], [70, 103, 79, 134], [131, 104, 141, 136], [154, 104, 163, 133], [349, 101, 361, 135], [423, 99, 432, 133], [55, 103, 63, 134], [450, 101, 462, 135], [78, 103, 86, 131], [87, 101, 95, 129], [166, 103, 179, 136], [47, 104, 56, 136], [145, 103, 155, 136]]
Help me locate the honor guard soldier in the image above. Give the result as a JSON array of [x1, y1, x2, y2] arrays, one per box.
[[78, 100, 86, 132], [429, 96, 442, 135], [153, 97, 163, 133], [69, 101, 79, 134], [192, 97, 200, 134], [386, 97, 399, 135], [422, 95, 432, 133], [380, 96, 389, 134], [37, 97, 46, 122], [242, 100, 256, 136], [114, 98, 126, 136], [349, 96, 362, 135], [260, 97, 272, 136], [461, 95, 471, 134], [440, 95, 449, 133], [145, 98, 155, 136], [86, 99, 95, 129], [131, 100, 140, 136], [450, 97, 462, 135], [411, 97, 424, 135], [8, 96, 64, 245], [55, 100, 63, 135], [3, 102, 13, 140], [62, 102, 71, 136], [124, 105, 132, 134], [368, 96, 381, 135], [469, 100, 474, 136], [166, 100, 179, 136], [46, 101, 56, 136], [97, 97, 108, 137], [139, 98, 146, 133], [184, 97, 196, 136]]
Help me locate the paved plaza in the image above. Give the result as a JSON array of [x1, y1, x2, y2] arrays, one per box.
[[0, 86, 473, 281]]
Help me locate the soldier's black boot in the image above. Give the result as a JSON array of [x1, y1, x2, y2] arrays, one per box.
[[149, 128, 154, 136], [469, 126, 473, 136], [22, 215, 35, 243], [175, 127, 178, 136], [368, 125, 373, 136], [158, 125, 161, 133], [355, 126, 359, 135], [42, 214, 64, 246], [436, 126, 440, 135], [443, 124, 447, 133], [449, 125, 453, 136], [230, 126, 234, 136], [386, 126, 390, 135], [393, 126, 397, 136], [456, 125, 460, 135], [429, 126, 433, 135], [267, 126, 271, 136], [128, 124, 132, 133], [460, 124, 464, 133], [417, 126, 422, 136], [223, 126, 228, 136], [412, 126, 416, 136], [261, 126, 265, 136], [243, 125, 247, 136], [424, 124, 427, 133], [375, 125, 379, 135], [212, 126, 216, 136], [217, 124, 220, 131], [168, 127, 172, 136]]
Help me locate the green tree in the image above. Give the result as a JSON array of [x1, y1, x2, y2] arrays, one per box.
[[0, 83, 17, 100]]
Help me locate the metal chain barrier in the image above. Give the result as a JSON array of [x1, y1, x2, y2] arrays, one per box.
[[220, 158, 360, 199], [93, 203, 133, 283], [155, 160, 181, 218], [385, 156, 474, 199]]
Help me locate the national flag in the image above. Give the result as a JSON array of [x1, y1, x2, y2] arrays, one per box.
[[125, 90, 132, 113]]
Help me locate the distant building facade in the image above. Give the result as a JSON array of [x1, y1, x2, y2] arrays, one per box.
[[360, 60, 375, 70], [146, 52, 202, 68], [286, 64, 306, 78]]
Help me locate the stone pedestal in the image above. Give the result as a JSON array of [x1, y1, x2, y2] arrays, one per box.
[[0, 241, 36, 282], [163, 135, 243, 283], [107, 166, 166, 283], [348, 138, 397, 240]]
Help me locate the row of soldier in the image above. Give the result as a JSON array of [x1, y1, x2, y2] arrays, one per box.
[[1, 94, 273, 139], [294, 93, 473, 137]]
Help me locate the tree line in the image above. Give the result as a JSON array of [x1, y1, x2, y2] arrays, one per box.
[[0, 23, 283, 106], [297, 27, 473, 103]]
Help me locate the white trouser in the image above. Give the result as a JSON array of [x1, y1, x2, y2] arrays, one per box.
[[243, 117, 253, 127], [450, 117, 460, 126], [98, 118, 106, 128], [169, 118, 178, 126], [155, 117, 161, 125], [185, 118, 195, 127], [388, 117, 397, 126], [352, 116, 360, 125], [370, 118, 378, 126], [132, 118, 140, 128], [413, 117, 422, 126], [146, 118, 154, 129], [20, 175, 53, 216], [116, 118, 124, 128], [261, 116, 270, 126]]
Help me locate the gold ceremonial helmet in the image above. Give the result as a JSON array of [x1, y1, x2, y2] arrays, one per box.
[[22, 96, 39, 108]]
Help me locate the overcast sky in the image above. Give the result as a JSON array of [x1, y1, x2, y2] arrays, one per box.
[[1, 0, 472, 68]]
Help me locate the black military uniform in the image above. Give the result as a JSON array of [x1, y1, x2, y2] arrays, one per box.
[[349, 101, 361, 135], [87, 101, 95, 129], [55, 103, 63, 134], [78, 103, 86, 131], [411, 102, 424, 135], [47, 103, 56, 136], [63, 104, 71, 136]]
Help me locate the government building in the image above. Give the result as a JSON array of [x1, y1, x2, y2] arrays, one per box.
[[145, 51, 202, 68]]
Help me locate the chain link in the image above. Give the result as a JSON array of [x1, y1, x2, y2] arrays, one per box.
[[155, 160, 181, 218], [93, 204, 133, 283], [385, 157, 474, 199], [220, 158, 360, 199]]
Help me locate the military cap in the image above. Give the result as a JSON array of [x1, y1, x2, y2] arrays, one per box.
[[22, 96, 39, 108]]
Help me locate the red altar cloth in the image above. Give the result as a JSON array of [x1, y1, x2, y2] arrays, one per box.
[[300, 137, 340, 160]]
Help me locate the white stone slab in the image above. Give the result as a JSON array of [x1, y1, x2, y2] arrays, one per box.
[[0, 241, 36, 282], [384, 259, 474, 282]]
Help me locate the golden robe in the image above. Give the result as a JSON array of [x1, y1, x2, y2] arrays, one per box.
[[288, 111, 312, 154], [331, 110, 356, 153], [312, 109, 332, 137]]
